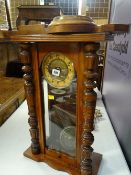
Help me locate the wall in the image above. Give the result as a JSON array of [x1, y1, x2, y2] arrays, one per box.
[[44, 0, 78, 15], [81, 0, 110, 25], [0, 0, 8, 29]]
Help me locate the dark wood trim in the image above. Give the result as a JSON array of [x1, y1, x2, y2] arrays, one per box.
[[24, 147, 102, 175], [20, 44, 41, 154]]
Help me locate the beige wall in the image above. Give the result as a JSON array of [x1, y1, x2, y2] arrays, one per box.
[[81, 0, 110, 25], [0, 0, 7, 28], [94, 18, 108, 25]]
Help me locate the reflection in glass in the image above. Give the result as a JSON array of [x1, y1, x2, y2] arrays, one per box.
[[42, 77, 77, 157]]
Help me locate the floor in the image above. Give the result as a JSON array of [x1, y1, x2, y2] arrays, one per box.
[[0, 90, 130, 175]]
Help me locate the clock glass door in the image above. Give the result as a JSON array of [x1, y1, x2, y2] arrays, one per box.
[[41, 52, 77, 157]]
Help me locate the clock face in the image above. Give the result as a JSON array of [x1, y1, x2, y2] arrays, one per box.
[[42, 52, 74, 89]]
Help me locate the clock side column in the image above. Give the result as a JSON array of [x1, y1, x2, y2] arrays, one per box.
[[19, 44, 40, 155], [81, 42, 100, 175]]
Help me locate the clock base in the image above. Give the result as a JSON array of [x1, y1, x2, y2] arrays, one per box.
[[24, 147, 102, 175]]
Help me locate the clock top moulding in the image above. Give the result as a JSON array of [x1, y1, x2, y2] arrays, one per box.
[[0, 16, 129, 175], [0, 15, 129, 42]]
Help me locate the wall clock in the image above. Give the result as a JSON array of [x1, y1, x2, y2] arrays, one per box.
[[12, 15, 128, 175], [23, 40, 101, 175]]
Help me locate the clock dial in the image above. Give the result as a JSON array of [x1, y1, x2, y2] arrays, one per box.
[[42, 52, 74, 89]]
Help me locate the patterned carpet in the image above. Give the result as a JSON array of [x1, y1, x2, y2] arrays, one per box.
[[0, 77, 25, 126]]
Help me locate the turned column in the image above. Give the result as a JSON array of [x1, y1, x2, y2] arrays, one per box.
[[19, 44, 40, 154], [81, 42, 100, 175]]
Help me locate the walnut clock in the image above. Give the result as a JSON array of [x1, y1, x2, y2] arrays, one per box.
[[16, 16, 129, 175]]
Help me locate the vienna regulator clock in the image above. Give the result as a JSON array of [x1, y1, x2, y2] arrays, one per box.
[[12, 16, 128, 175]]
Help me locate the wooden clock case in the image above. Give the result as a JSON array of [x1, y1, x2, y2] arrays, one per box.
[[22, 41, 102, 175], [0, 16, 129, 175]]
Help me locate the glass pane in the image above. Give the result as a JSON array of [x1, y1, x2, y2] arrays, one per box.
[[41, 52, 77, 157]]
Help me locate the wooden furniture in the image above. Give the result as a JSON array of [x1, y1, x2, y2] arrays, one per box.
[[0, 43, 25, 126], [0, 77, 25, 126], [16, 5, 63, 28], [0, 17, 129, 175]]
